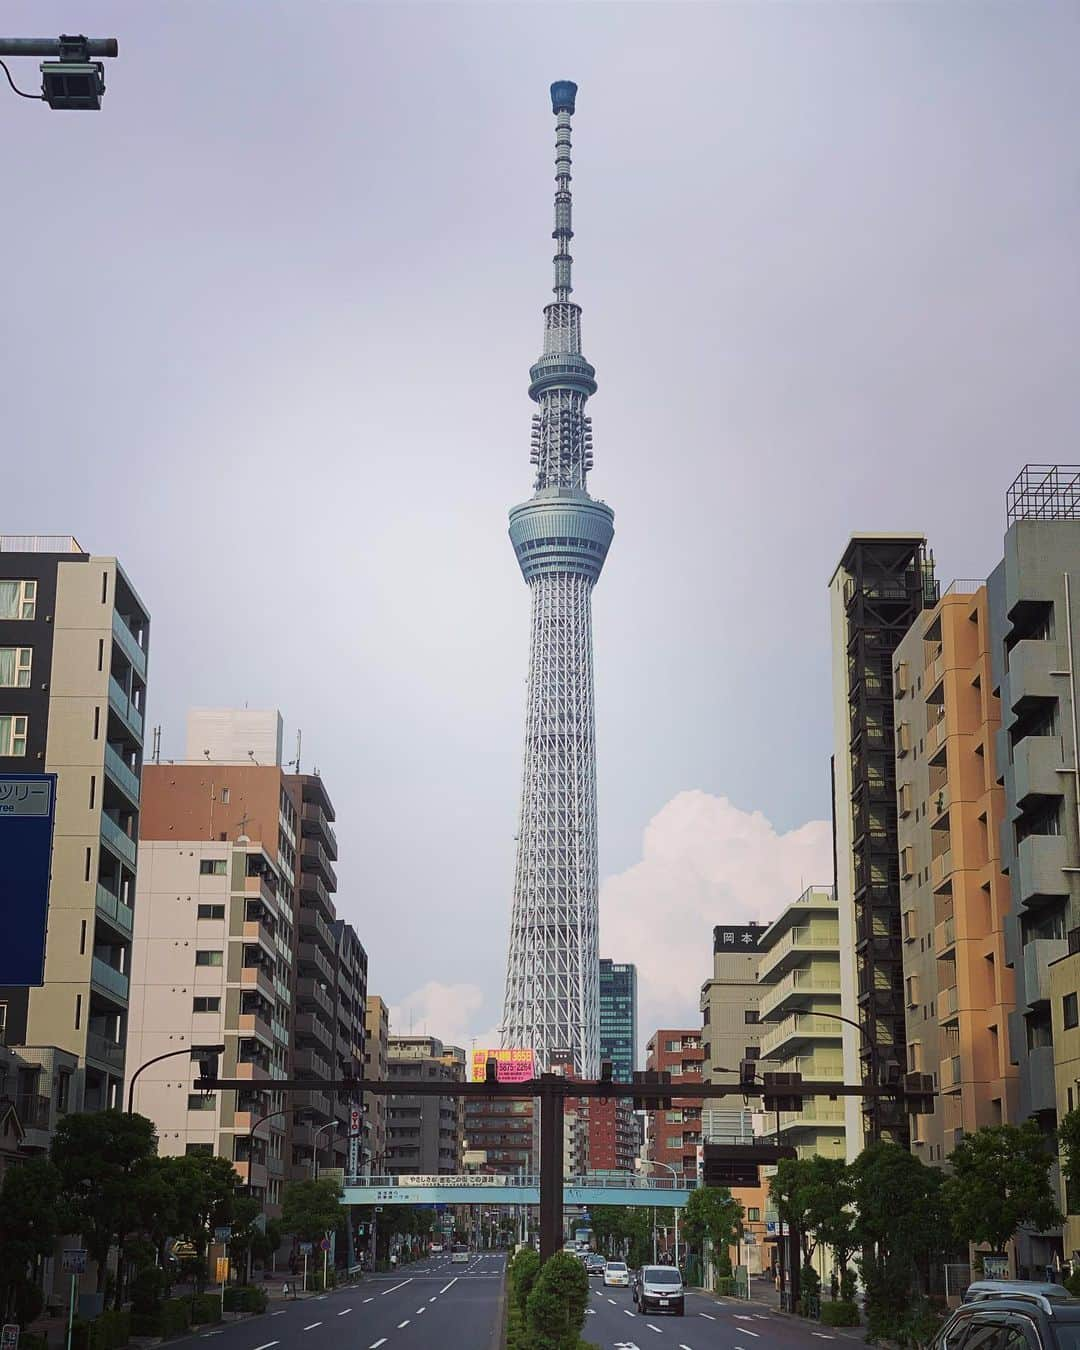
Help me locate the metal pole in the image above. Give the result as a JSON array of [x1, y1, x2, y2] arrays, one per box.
[[0, 38, 119, 57], [674, 1206, 679, 1271], [652, 1208, 657, 1264], [220, 1241, 227, 1317], [323, 1243, 328, 1290], [303, 1250, 308, 1293], [538, 1075, 564, 1263], [66, 1272, 76, 1350]]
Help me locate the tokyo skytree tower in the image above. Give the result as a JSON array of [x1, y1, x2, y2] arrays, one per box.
[[501, 81, 614, 1078]]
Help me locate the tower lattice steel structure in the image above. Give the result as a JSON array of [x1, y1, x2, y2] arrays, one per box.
[[502, 81, 614, 1078]]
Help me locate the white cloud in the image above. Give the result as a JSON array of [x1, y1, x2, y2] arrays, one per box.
[[388, 980, 501, 1054], [599, 790, 833, 1054]]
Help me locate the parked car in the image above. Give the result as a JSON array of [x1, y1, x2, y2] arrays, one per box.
[[603, 1261, 630, 1288], [586, 1254, 606, 1277], [964, 1281, 1072, 1305], [430, 1242, 444, 1254], [931, 1293, 1080, 1350], [451, 1244, 470, 1264], [634, 1265, 685, 1316]]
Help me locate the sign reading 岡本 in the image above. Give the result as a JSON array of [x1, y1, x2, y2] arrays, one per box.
[[0, 775, 57, 985]]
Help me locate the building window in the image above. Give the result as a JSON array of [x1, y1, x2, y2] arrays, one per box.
[[0, 715, 28, 756], [193, 996, 221, 1012], [187, 1094, 217, 1110], [199, 859, 227, 876], [194, 950, 223, 967], [0, 581, 36, 620], [221, 788, 230, 804], [57, 1071, 72, 1113], [185, 1142, 213, 1155], [666, 1136, 683, 1149], [744, 1010, 759, 1025], [747, 1207, 760, 1223], [197, 904, 225, 920], [0, 649, 31, 687], [1065, 993, 1078, 1031]]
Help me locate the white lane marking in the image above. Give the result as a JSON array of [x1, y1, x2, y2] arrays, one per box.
[[397, 1321, 410, 1329], [303, 1323, 322, 1331], [608, 1297, 617, 1304], [336, 1309, 351, 1316], [380, 1279, 414, 1296], [647, 1325, 663, 1334], [699, 1312, 716, 1319], [735, 1315, 755, 1321], [625, 1308, 637, 1317], [363, 1297, 374, 1304], [254, 1342, 279, 1350], [438, 1279, 458, 1294], [429, 1296, 437, 1302], [416, 1307, 426, 1315], [271, 1311, 287, 1316], [369, 1342, 387, 1349], [679, 1345, 695, 1350], [200, 1335, 222, 1340], [812, 1336, 836, 1341], [753, 1315, 771, 1320], [740, 1330, 761, 1338]]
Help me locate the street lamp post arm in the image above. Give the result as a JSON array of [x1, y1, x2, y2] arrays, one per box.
[[127, 1044, 224, 1115], [0, 38, 119, 57]]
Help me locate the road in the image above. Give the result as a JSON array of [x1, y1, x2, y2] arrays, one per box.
[[581, 1278, 864, 1350], [184, 1253, 505, 1350]]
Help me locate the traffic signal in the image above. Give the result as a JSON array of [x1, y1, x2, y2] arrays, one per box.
[[632, 1070, 673, 1110], [903, 1072, 935, 1115], [762, 1071, 803, 1113], [485, 1057, 498, 1085], [191, 1044, 225, 1086], [739, 1058, 758, 1088], [700, 1142, 797, 1189]]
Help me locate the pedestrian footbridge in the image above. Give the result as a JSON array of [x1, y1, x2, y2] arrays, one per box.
[[340, 1174, 695, 1208]]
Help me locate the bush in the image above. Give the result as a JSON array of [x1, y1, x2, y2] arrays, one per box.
[[525, 1252, 589, 1350], [840, 1268, 857, 1302], [1065, 1270, 1080, 1298], [161, 1299, 192, 1337], [130, 1267, 167, 1316], [223, 1286, 268, 1314], [821, 1302, 861, 1327], [131, 1311, 163, 1337], [14, 1282, 45, 1328], [20, 1335, 48, 1350], [714, 1277, 736, 1297], [509, 1247, 541, 1322], [189, 1294, 221, 1326], [70, 1311, 132, 1350]]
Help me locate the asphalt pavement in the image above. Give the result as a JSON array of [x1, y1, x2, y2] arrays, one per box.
[[582, 1277, 867, 1350], [176, 1253, 506, 1350]]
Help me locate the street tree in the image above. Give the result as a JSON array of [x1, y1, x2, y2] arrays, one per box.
[[51, 1109, 159, 1300], [525, 1250, 589, 1350], [281, 1178, 344, 1245], [682, 1185, 742, 1284], [0, 1156, 63, 1321], [771, 1155, 857, 1288], [942, 1122, 1063, 1258], [1059, 1110, 1080, 1213]]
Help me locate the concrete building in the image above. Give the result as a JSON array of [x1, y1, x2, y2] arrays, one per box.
[[138, 709, 366, 1183], [830, 535, 937, 1155], [700, 923, 767, 1084], [128, 837, 292, 1207], [988, 467, 1080, 1272], [599, 959, 637, 1084], [0, 535, 150, 1115], [893, 582, 1018, 1167], [644, 1029, 704, 1182], [757, 888, 846, 1160], [385, 1035, 464, 1176], [363, 995, 389, 1173], [464, 1098, 534, 1175]]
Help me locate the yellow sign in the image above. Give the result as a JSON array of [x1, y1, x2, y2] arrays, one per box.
[[470, 1048, 534, 1083], [215, 1258, 229, 1284]]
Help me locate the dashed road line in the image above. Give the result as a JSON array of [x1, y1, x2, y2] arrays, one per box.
[[369, 1342, 387, 1349], [303, 1323, 322, 1331], [438, 1279, 458, 1294], [699, 1312, 716, 1320], [397, 1321, 410, 1329], [678, 1344, 694, 1349], [812, 1335, 836, 1341], [624, 1308, 636, 1317], [380, 1279, 414, 1296], [608, 1297, 617, 1304], [336, 1308, 351, 1316], [647, 1324, 663, 1333], [740, 1329, 761, 1337], [254, 1342, 279, 1350]]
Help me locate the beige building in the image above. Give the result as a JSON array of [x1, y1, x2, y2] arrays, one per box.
[[0, 536, 150, 1117], [700, 923, 766, 1082], [1050, 951, 1080, 1261], [893, 583, 1018, 1165], [757, 887, 846, 1159], [363, 995, 389, 1173], [128, 836, 293, 1208], [385, 1035, 465, 1176]]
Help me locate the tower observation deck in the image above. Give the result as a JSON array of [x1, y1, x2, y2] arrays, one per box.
[[501, 81, 614, 1078]]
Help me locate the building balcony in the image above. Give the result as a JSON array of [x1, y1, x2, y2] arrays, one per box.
[[90, 957, 129, 1005], [934, 915, 956, 957], [1022, 937, 1068, 1009], [300, 841, 338, 893], [296, 976, 334, 1021], [108, 674, 144, 741], [1015, 834, 1071, 910], [240, 964, 276, 1003], [1027, 1045, 1057, 1115], [931, 850, 953, 890], [776, 1101, 846, 1132], [299, 906, 336, 956], [757, 926, 840, 982], [242, 920, 277, 957], [237, 1011, 274, 1046], [1006, 641, 1067, 712], [299, 871, 334, 922], [1014, 737, 1069, 809], [295, 1047, 332, 1079], [939, 1055, 963, 1093], [85, 1030, 126, 1071], [103, 743, 141, 807], [297, 942, 333, 986], [95, 884, 134, 937], [758, 968, 842, 1020], [100, 813, 137, 869], [112, 609, 148, 680], [758, 1013, 843, 1060], [295, 1012, 334, 1054], [301, 801, 338, 860], [940, 984, 959, 1023]]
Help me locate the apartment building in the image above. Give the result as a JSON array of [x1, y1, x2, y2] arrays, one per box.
[[829, 535, 937, 1155], [0, 536, 150, 1117], [385, 1035, 464, 1176], [893, 582, 1017, 1166], [599, 959, 638, 1084], [363, 995, 389, 1173], [644, 1029, 704, 1181], [756, 887, 846, 1160], [464, 1097, 534, 1174], [988, 467, 1080, 1273], [128, 837, 292, 1207], [138, 709, 366, 1183], [700, 923, 766, 1083]]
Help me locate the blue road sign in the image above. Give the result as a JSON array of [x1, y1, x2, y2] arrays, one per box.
[[0, 775, 57, 985]]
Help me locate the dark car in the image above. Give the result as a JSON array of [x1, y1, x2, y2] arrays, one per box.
[[634, 1264, 685, 1316], [586, 1254, 606, 1277], [930, 1292, 1080, 1350]]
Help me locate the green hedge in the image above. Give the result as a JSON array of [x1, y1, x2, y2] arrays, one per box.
[[20, 1334, 47, 1350], [70, 1310, 131, 1350], [223, 1286, 268, 1314], [821, 1302, 860, 1328], [189, 1294, 222, 1326], [163, 1298, 192, 1336]]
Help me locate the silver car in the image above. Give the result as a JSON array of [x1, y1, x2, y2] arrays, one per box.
[[634, 1264, 685, 1316]]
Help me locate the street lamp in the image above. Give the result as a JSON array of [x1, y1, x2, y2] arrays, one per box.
[[127, 1044, 224, 1115], [651, 1161, 680, 1270], [0, 36, 118, 110]]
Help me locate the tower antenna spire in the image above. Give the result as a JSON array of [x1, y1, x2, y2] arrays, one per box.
[[550, 79, 577, 302]]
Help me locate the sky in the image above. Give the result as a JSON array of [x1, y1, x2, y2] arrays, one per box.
[[4, 1, 1080, 1055]]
